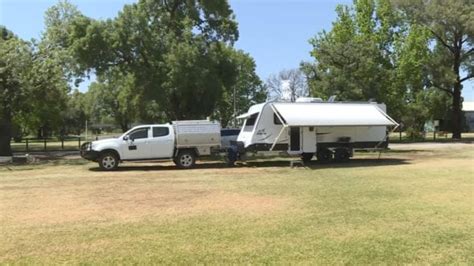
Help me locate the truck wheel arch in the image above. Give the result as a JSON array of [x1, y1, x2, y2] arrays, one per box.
[[100, 149, 121, 161], [175, 148, 198, 157], [174, 149, 198, 169]]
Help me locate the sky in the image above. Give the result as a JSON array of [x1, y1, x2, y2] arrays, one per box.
[[1, 0, 472, 100]]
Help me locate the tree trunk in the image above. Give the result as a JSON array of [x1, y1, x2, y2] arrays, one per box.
[[0, 118, 13, 156], [452, 83, 462, 139], [37, 127, 43, 139], [451, 40, 462, 139], [120, 122, 129, 133]]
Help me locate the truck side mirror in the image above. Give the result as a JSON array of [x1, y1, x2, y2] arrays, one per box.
[[123, 135, 129, 141]]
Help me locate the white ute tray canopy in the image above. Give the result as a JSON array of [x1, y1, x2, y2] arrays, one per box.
[[272, 102, 397, 127]]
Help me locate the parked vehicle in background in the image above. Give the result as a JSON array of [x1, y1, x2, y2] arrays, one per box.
[[81, 120, 221, 170], [220, 128, 241, 148]]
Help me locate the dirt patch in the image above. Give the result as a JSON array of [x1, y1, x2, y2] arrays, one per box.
[[0, 173, 287, 225]]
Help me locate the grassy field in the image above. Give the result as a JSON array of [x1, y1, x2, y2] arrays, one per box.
[[1, 144, 473, 264]]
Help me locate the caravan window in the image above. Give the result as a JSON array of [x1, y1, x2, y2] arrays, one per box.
[[274, 113, 282, 125], [244, 113, 259, 131]]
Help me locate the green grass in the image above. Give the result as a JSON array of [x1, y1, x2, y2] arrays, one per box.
[[1, 146, 473, 264]]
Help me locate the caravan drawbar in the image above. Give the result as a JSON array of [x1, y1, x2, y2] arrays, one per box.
[[80, 99, 398, 170]]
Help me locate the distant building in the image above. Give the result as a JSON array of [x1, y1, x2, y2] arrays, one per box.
[[463, 101, 474, 132]]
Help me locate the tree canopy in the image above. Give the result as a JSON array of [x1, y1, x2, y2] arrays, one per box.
[[304, 0, 473, 137]]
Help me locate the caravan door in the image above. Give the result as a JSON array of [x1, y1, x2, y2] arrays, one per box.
[[289, 127, 301, 151]]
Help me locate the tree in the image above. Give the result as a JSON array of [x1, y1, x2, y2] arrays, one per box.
[[26, 45, 70, 138], [306, 0, 402, 107], [9, 0, 79, 138], [42, 0, 82, 82], [213, 49, 267, 127], [62, 89, 88, 135], [304, 0, 450, 136], [68, 0, 240, 123], [394, 0, 474, 139], [267, 69, 308, 102], [87, 69, 139, 132], [0, 27, 32, 156]]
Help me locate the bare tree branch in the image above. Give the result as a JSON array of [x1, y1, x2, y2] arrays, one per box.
[[460, 74, 474, 83], [463, 47, 474, 58]]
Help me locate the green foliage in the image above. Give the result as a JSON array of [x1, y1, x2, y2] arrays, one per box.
[[62, 90, 88, 135], [304, 0, 470, 137], [88, 69, 139, 132], [307, 0, 403, 113], [66, 0, 257, 126], [23, 47, 70, 137], [1, 22, 71, 155], [212, 48, 267, 127], [0, 28, 31, 155], [0, 27, 32, 122], [42, 0, 82, 82], [394, 0, 474, 138]]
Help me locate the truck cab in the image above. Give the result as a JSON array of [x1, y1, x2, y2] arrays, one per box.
[[120, 125, 175, 160]]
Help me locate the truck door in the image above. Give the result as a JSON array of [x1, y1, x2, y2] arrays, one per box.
[[149, 126, 174, 158], [289, 127, 300, 151], [122, 127, 151, 160]]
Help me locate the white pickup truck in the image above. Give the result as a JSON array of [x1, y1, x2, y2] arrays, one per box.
[[80, 120, 221, 170]]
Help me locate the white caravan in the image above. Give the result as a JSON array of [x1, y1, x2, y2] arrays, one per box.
[[234, 100, 398, 162]]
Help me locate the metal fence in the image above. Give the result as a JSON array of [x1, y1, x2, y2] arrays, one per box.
[[389, 131, 474, 142], [11, 136, 85, 152], [10, 131, 473, 153]]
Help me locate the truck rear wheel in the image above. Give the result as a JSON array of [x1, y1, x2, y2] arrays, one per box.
[[174, 151, 196, 169], [98, 152, 119, 171]]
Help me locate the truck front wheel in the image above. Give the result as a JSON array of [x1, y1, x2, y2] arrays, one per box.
[[98, 152, 119, 171], [174, 151, 196, 169]]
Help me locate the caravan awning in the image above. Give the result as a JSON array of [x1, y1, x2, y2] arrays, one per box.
[[236, 103, 265, 119], [272, 103, 397, 127]]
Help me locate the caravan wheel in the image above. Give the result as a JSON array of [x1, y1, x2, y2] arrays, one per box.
[[334, 148, 351, 162], [316, 149, 333, 163]]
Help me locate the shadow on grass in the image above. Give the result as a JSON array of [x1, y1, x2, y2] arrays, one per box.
[[88, 157, 410, 172], [247, 158, 409, 170], [378, 149, 427, 153]]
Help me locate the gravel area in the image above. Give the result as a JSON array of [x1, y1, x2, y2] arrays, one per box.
[[389, 142, 474, 150]]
